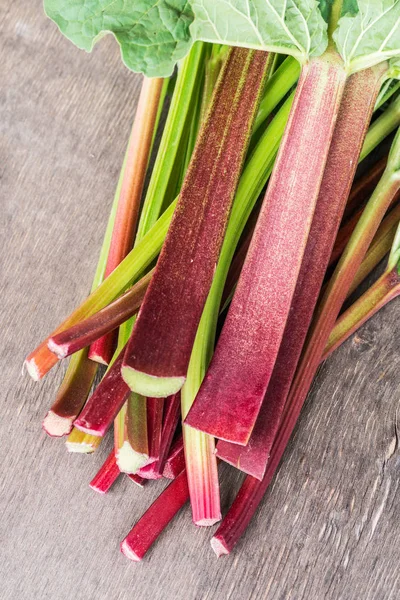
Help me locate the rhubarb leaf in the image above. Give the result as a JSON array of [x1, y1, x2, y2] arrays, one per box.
[[44, 0, 194, 77], [334, 0, 400, 74], [190, 0, 328, 62]]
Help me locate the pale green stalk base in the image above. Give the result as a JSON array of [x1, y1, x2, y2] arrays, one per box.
[[121, 367, 185, 398], [116, 442, 149, 474]]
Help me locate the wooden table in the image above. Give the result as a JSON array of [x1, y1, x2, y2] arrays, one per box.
[[1, 2, 399, 598]]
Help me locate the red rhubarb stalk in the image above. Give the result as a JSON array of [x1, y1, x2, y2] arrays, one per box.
[[216, 65, 385, 477], [42, 348, 97, 437], [49, 270, 153, 359], [139, 394, 181, 479], [74, 350, 130, 437], [121, 470, 189, 562], [162, 435, 185, 480], [121, 48, 273, 397], [212, 128, 400, 556], [89, 77, 164, 365], [89, 450, 121, 494], [186, 54, 347, 444], [287, 127, 400, 447]]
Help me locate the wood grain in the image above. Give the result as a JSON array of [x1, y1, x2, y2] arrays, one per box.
[[1, 1, 399, 598]]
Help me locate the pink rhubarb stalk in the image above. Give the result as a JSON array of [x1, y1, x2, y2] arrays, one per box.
[[89, 77, 163, 365], [121, 48, 273, 397], [121, 470, 189, 562], [42, 348, 97, 436], [215, 65, 385, 477], [186, 54, 347, 445], [74, 350, 130, 436], [48, 271, 152, 358], [89, 450, 121, 494]]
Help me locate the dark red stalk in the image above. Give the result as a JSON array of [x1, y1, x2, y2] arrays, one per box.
[[89, 450, 121, 494], [186, 55, 347, 445], [215, 65, 385, 477], [120, 469, 189, 561], [121, 48, 273, 398], [48, 271, 152, 358], [162, 435, 185, 479], [142, 394, 181, 477], [74, 350, 130, 436], [42, 348, 98, 436], [89, 78, 163, 365]]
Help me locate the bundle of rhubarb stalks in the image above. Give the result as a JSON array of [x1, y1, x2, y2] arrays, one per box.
[[28, 1, 400, 560]]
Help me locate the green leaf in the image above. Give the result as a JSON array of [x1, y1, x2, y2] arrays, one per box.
[[44, 0, 194, 77], [334, 0, 400, 74], [190, 0, 328, 63]]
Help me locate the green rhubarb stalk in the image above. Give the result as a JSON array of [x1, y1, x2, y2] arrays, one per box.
[[135, 42, 206, 241], [324, 221, 400, 358], [347, 202, 400, 296]]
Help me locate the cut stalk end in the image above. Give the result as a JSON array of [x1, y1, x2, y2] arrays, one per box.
[[121, 366, 185, 398], [120, 539, 142, 562], [24, 358, 41, 381], [116, 441, 149, 474], [210, 535, 230, 557], [195, 516, 221, 527], [42, 411, 73, 437], [66, 429, 102, 453]]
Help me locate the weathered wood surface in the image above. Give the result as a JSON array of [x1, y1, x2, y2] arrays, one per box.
[[1, 2, 399, 599]]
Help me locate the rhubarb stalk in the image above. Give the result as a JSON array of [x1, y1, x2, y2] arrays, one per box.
[[121, 470, 189, 562], [74, 350, 130, 437], [212, 128, 400, 556], [90, 450, 121, 494], [324, 221, 400, 358], [186, 52, 347, 444], [88, 77, 164, 365], [216, 64, 386, 477], [122, 48, 273, 397], [48, 270, 153, 359]]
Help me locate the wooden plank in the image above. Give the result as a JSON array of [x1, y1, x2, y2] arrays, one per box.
[[0, 1, 399, 599]]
